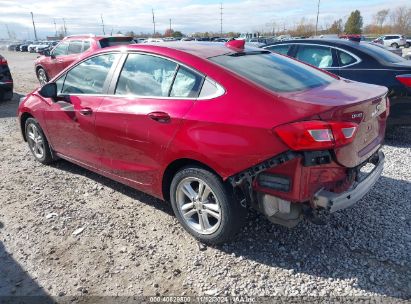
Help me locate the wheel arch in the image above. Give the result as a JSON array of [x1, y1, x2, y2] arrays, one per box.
[[162, 158, 222, 202]]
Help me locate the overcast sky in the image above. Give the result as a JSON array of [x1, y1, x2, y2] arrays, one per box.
[[0, 0, 408, 39]]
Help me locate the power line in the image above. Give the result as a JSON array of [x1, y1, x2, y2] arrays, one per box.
[[30, 12, 38, 41]]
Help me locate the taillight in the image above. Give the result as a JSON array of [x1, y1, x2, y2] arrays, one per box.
[[0, 58, 7, 65], [273, 120, 358, 151], [396, 74, 411, 88]]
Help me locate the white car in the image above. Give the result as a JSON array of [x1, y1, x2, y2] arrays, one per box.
[[28, 41, 47, 53], [373, 34, 406, 48]]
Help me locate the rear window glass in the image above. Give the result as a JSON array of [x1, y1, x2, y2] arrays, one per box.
[[99, 37, 133, 48], [359, 42, 406, 63], [265, 44, 291, 55], [210, 52, 335, 93]]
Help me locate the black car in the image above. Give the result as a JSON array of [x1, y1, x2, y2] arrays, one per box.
[[0, 54, 13, 101], [264, 39, 411, 125]]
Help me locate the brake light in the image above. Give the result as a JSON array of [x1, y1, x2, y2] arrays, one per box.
[[0, 58, 7, 65], [396, 74, 411, 87], [273, 120, 358, 151]]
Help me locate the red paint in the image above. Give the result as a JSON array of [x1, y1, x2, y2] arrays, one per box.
[[20, 43, 388, 203]]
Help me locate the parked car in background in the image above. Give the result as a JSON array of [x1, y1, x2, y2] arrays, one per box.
[[373, 35, 406, 48], [0, 54, 13, 101], [19, 41, 387, 243], [35, 35, 134, 85], [19, 42, 33, 52], [264, 39, 411, 125], [36, 41, 59, 53], [28, 41, 45, 53], [405, 37, 411, 48]]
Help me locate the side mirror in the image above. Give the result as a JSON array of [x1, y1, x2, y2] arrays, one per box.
[[39, 82, 57, 98], [42, 49, 50, 56]]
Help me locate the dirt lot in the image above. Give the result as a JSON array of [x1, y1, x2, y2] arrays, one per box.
[[0, 50, 410, 300]]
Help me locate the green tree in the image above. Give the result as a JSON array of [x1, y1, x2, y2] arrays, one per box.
[[328, 19, 343, 34], [344, 10, 363, 34], [172, 31, 183, 38]]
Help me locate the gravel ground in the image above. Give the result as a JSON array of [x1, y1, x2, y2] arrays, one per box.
[[0, 51, 410, 300]]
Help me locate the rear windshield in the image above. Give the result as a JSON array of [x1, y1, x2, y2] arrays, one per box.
[[210, 52, 335, 92], [99, 37, 133, 48], [359, 42, 406, 63]]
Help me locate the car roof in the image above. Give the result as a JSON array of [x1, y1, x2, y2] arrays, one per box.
[[267, 38, 377, 50], [104, 41, 263, 59]]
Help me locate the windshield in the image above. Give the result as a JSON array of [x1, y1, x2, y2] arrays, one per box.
[[210, 52, 336, 92], [360, 42, 406, 63]]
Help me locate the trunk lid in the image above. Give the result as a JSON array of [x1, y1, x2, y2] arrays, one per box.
[[281, 80, 388, 168]]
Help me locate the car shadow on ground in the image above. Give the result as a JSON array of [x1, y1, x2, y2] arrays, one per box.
[[0, 93, 24, 119], [0, 221, 54, 303], [385, 126, 411, 148], [48, 157, 411, 299]]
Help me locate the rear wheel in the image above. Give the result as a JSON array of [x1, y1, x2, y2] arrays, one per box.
[[37, 68, 49, 86], [391, 43, 399, 48], [170, 166, 246, 244], [405, 42, 411, 48], [25, 118, 53, 164]]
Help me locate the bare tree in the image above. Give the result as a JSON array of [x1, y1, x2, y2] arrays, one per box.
[[374, 9, 390, 29], [390, 6, 411, 34]]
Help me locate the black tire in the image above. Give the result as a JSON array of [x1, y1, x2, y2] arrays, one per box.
[[37, 68, 49, 86], [0, 90, 3, 102], [405, 42, 411, 48], [25, 118, 54, 164], [391, 43, 399, 48], [170, 166, 246, 244]]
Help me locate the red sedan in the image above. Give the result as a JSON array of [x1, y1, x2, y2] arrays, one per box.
[[18, 40, 388, 244]]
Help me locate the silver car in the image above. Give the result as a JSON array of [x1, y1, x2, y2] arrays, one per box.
[[373, 34, 406, 48]]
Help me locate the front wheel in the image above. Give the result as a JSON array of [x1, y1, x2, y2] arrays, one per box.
[[170, 166, 246, 244], [37, 68, 49, 86], [25, 118, 54, 164], [391, 43, 399, 48]]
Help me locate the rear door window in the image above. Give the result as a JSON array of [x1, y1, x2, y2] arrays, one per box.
[[67, 40, 83, 54], [100, 37, 133, 48], [295, 45, 334, 68], [115, 53, 177, 96], [265, 44, 292, 55], [62, 53, 120, 94], [83, 40, 91, 52], [337, 50, 357, 67], [170, 67, 203, 98]]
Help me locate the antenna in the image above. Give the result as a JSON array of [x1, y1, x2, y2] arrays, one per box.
[[101, 14, 105, 35], [315, 0, 320, 36], [30, 12, 38, 41], [53, 18, 57, 36], [152, 9, 156, 37], [220, 2, 223, 36]]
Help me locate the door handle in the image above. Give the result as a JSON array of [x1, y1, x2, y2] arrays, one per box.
[[79, 107, 93, 116], [148, 111, 170, 123]]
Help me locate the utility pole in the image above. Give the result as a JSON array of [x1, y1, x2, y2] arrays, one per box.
[[5, 25, 11, 40], [30, 12, 38, 41], [53, 18, 57, 36], [101, 14, 106, 35], [169, 19, 172, 34], [220, 3, 223, 36], [152, 9, 156, 37], [315, 0, 320, 37], [62, 18, 67, 36]]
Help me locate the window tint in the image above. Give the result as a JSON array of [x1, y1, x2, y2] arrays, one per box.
[[210, 52, 335, 93], [296, 45, 333, 68], [116, 54, 177, 96], [67, 40, 83, 54], [170, 67, 203, 98], [62, 53, 120, 94], [100, 37, 133, 48], [52, 42, 68, 56], [265, 44, 291, 55], [338, 50, 357, 66], [83, 40, 91, 51]]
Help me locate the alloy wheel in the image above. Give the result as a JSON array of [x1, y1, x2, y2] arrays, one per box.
[[27, 123, 45, 159], [176, 177, 222, 235], [37, 69, 48, 86]]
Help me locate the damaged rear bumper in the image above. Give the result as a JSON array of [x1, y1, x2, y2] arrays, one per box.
[[313, 150, 385, 213]]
